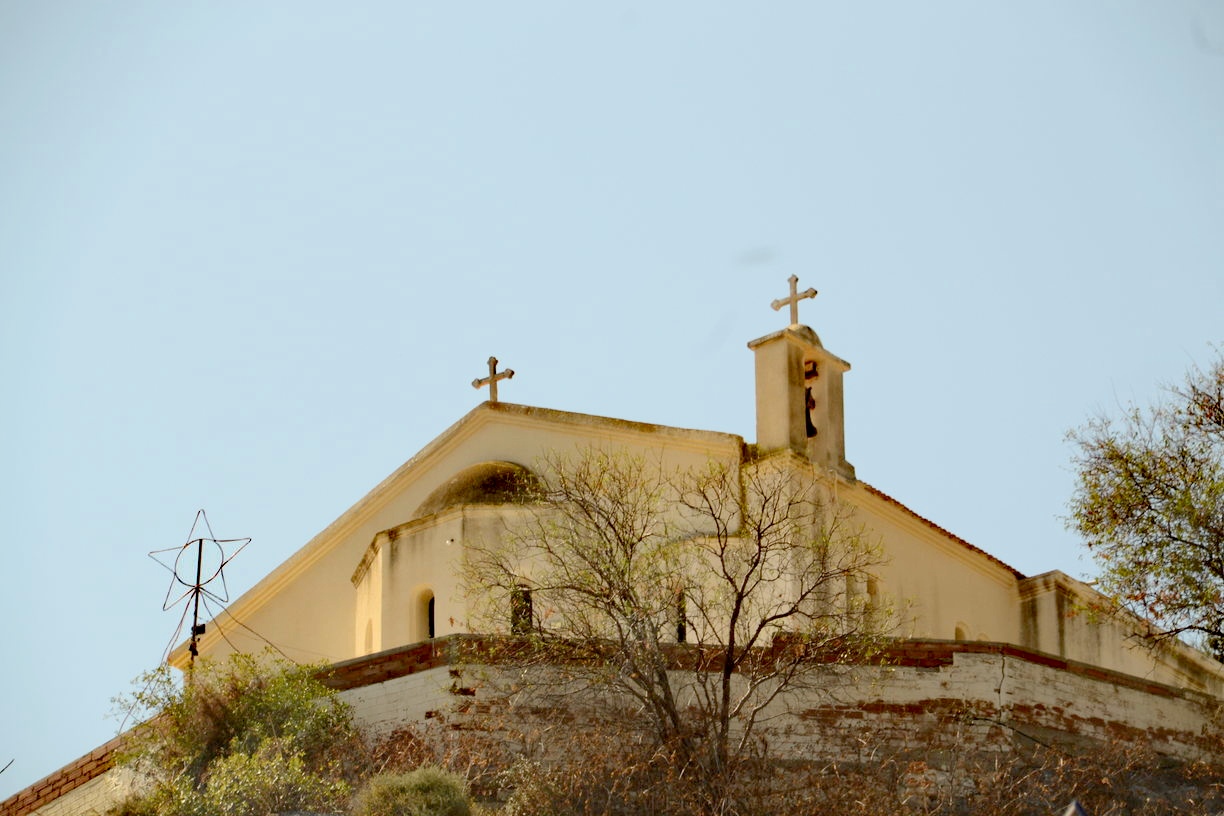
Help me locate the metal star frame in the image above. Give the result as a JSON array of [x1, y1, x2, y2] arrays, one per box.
[[149, 509, 250, 660]]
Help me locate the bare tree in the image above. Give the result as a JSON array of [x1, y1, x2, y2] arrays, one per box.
[[461, 447, 893, 804]]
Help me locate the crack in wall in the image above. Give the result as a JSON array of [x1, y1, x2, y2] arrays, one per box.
[[996, 653, 1007, 719]]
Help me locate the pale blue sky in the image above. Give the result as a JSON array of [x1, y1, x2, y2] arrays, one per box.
[[2, 1, 1222, 799]]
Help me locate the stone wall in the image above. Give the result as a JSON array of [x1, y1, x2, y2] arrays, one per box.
[[766, 646, 1221, 764], [8, 637, 1221, 815], [376, 640, 1222, 768], [328, 646, 460, 738]]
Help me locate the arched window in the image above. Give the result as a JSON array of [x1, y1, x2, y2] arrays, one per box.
[[954, 624, 968, 641], [675, 590, 687, 644], [417, 590, 435, 642], [511, 585, 532, 634]]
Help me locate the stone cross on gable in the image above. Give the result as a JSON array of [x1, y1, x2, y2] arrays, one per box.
[[770, 274, 818, 326], [472, 356, 514, 403]]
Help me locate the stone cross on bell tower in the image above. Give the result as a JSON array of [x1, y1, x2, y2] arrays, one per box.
[[748, 276, 854, 480], [770, 274, 817, 326]]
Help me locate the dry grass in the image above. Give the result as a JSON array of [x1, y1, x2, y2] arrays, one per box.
[[368, 718, 1224, 816]]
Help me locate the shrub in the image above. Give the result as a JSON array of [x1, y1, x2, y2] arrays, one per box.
[[117, 652, 361, 786], [352, 767, 472, 816], [110, 653, 364, 816], [499, 759, 561, 816], [198, 737, 351, 816]]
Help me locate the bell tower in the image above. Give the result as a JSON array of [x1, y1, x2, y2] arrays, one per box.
[[748, 276, 855, 480]]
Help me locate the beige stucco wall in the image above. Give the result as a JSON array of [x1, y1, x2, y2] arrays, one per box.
[[1019, 571, 1224, 696], [355, 509, 466, 653], [184, 404, 743, 668], [845, 484, 1022, 645]]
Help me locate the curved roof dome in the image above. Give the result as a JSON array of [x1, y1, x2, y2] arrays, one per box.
[[415, 461, 543, 518]]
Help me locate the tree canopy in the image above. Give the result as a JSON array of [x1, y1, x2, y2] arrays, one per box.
[[1068, 352, 1224, 652]]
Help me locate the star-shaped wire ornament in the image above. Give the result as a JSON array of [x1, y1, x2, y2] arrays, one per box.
[[149, 509, 250, 659]]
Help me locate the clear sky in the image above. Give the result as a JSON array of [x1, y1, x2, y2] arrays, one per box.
[[2, 1, 1222, 800]]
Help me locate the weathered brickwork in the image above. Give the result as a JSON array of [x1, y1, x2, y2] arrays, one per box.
[[2, 736, 128, 816], [322, 638, 455, 692], [340, 665, 457, 737], [761, 649, 1220, 764], [8, 638, 1221, 814]]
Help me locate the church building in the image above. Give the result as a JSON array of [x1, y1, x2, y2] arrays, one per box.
[[9, 277, 1223, 816], [169, 277, 1223, 700]]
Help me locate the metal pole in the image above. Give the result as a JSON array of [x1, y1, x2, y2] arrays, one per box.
[[189, 537, 203, 662]]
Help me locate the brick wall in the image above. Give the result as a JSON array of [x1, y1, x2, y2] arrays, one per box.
[[8, 637, 1220, 814], [1, 737, 127, 816]]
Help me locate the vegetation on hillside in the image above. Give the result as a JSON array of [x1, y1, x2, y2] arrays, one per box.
[[110, 653, 362, 816], [109, 653, 477, 816], [371, 717, 1224, 816]]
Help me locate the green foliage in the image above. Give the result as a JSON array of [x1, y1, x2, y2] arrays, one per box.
[[352, 767, 472, 816], [111, 652, 362, 816], [196, 737, 351, 816], [1069, 352, 1224, 649]]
